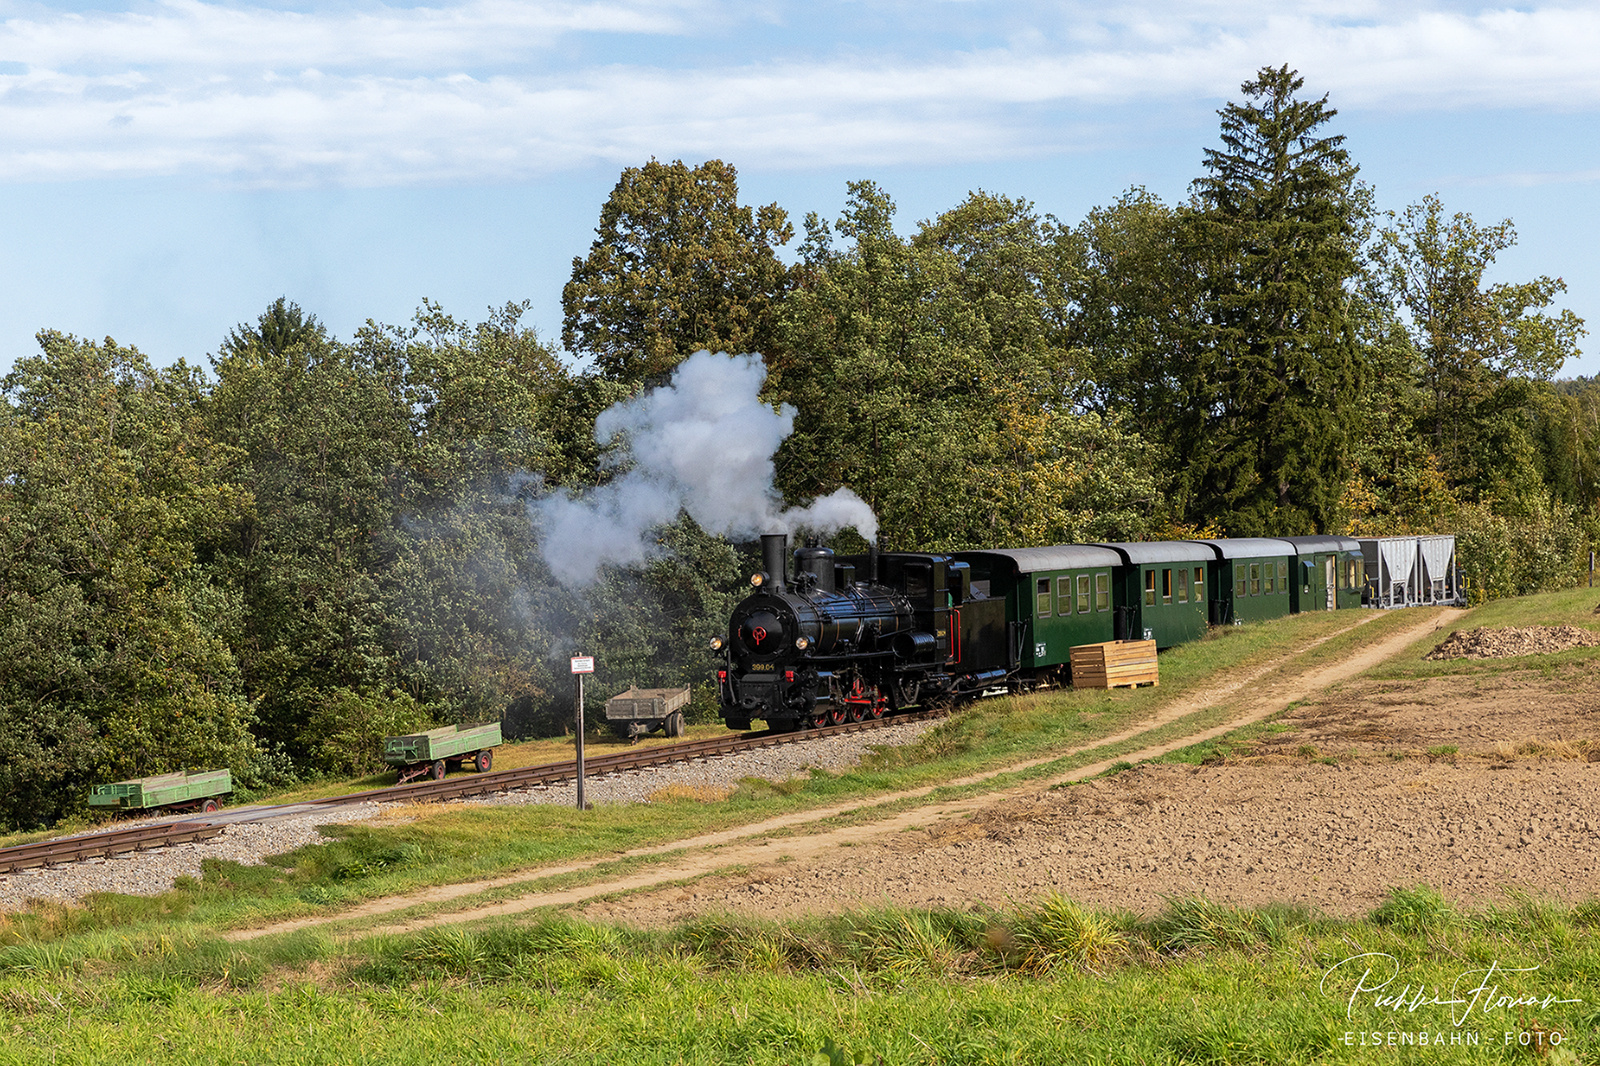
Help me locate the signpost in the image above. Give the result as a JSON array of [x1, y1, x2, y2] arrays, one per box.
[[571, 656, 594, 810]]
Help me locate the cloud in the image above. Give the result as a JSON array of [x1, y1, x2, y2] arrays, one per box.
[[1, 1, 1598, 186]]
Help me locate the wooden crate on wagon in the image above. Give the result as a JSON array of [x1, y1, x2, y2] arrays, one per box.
[[1069, 639, 1159, 689]]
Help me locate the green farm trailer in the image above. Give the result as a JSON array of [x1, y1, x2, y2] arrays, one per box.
[[383, 723, 503, 784], [88, 769, 232, 816]]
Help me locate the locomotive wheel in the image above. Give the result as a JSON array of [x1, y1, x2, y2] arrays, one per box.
[[430, 759, 447, 781], [847, 702, 866, 724], [475, 749, 493, 773], [827, 706, 848, 726]]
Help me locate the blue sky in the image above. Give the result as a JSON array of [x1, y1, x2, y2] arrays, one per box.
[[1, 0, 1597, 378]]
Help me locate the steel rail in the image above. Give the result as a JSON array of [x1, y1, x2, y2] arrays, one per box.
[[0, 710, 940, 875], [0, 820, 225, 875], [305, 709, 940, 809]]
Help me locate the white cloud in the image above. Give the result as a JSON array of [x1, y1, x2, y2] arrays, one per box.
[[0, 1, 1598, 185]]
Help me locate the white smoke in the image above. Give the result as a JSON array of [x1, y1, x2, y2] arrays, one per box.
[[532, 350, 879, 586]]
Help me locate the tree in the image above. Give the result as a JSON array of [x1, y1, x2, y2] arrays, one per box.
[[769, 182, 1160, 550], [1369, 194, 1586, 501], [1183, 64, 1370, 535], [0, 334, 255, 826], [207, 305, 414, 763], [562, 159, 794, 384]]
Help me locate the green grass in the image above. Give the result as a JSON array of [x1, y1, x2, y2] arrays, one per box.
[[1, 892, 1595, 1064]]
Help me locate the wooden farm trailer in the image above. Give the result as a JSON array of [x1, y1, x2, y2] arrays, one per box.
[[605, 686, 691, 740], [383, 723, 503, 784]]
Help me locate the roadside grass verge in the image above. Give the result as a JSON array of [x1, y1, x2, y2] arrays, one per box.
[[2, 609, 1426, 942], [1, 889, 1594, 1064]]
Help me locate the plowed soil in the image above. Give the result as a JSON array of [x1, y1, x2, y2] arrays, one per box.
[[584, 619, 1600, 926]]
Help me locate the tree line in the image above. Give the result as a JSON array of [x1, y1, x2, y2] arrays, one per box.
[[1, 65, 1593, 828]]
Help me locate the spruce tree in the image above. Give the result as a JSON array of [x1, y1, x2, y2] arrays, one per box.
[[1183, 65, 1368, 535]]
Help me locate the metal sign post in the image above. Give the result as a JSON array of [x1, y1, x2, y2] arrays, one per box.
[[571, 656, 595, 810]]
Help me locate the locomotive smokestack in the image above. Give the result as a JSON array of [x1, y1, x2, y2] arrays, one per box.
[[761, 533, 788, 591]]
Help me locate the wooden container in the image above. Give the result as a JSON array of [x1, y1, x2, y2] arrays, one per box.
[[1069, 639, 1159, 689]]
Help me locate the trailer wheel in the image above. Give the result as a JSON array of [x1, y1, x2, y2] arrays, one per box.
[[476, 749, 493, 773], [201, 799, 219, 813], [667, 711, 684, 738], [430, 759, 447, 781]]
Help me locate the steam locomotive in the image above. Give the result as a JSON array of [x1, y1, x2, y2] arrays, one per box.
[[710, 534, 1012, 731]]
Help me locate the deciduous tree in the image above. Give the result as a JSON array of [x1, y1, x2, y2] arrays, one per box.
[[563, 159, 793, 384]]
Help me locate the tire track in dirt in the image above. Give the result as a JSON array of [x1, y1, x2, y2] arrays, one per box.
[[227, 609, 1452, 941]]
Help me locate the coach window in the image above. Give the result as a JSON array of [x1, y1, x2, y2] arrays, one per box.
[[1250, 563, 1261, 596], [1144, 570, 1156, 606], [1265, 564, 1275, 595], [1278, 562, 1289, 594], [1194, 567, 1204, 602], [1176, 568, 1189, 602], [1235, 569, 1246, 597], [1162, 568, 1173, 604], [1077, 575, 1091, 614], [1036, 578, 1051, 617], [1056, 576, 1071, 615], [1096, 573, 1110, 611]]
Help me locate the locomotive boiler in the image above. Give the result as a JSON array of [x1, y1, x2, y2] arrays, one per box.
[[711, 534, 1012, 731]]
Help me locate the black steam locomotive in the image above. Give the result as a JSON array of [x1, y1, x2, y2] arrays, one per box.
[[710, 534, 1012, 731]]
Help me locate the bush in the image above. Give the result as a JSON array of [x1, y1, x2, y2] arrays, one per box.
[[305, 687, 436, 776]]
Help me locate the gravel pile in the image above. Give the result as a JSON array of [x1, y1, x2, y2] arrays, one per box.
[[1426, 625, 1600, 660], [0, 720, 935, 910]]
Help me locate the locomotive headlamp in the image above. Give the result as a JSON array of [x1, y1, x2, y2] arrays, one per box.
[[750, 572, 765, 587], [794, 636, 810, 650], [709, 636, 724, 651]]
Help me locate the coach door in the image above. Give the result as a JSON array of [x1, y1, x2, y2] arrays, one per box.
[[1325, 557, 1336, 610]]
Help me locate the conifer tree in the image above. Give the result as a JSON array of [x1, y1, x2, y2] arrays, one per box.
[[1183, 64, 1368, 535]]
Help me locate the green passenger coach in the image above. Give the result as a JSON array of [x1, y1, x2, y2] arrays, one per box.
[[953, 545, 1120, 678], [1281, 535, 1365, 612], [1092, 542, 1213, 648], [1190, 539, 1296, 625]]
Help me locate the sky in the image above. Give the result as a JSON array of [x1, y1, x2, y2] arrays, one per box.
[[1, 0, 1598, 379]]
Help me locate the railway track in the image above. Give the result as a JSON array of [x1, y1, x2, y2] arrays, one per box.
[[0, 711, 939, 876]]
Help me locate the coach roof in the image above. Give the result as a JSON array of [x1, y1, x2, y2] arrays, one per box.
[[1091, 541, 1217, 564], [954, 545, 1124, 572]]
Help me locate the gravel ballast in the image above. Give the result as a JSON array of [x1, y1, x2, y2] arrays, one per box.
[[0, 720, 935, 910]]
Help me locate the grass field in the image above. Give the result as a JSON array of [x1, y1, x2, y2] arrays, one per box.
[[1, 891, 1593, 1063]]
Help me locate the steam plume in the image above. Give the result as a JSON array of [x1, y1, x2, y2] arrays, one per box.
[[533, 351, 878, 586]]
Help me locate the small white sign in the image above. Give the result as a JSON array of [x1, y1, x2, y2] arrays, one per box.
[[570, 656, 595, 674]]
